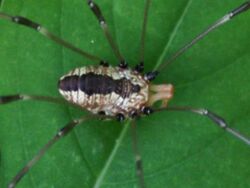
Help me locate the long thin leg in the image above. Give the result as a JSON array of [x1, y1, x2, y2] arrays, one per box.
[[131, 120, 145, 188], [135, 0, 152, 73], [0, 94, 82, 110], [8, 115, 93, 188], [154, 1, 250, 72], [0, 94, 118, 119], [155, 106, 250, 146], [87, 0, 126, 67], [0, 12, 103, 63]]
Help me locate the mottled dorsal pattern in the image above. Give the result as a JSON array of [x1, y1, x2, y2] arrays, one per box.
[[58, 66, 149, 117]]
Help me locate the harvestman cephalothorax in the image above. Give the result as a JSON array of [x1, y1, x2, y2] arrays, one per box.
[[0, 1, 250, 188]]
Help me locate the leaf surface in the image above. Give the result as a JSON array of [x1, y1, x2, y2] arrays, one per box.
[[0, 0, 249, 188]]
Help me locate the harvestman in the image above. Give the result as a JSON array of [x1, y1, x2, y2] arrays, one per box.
[[0, 1, 250, 188]]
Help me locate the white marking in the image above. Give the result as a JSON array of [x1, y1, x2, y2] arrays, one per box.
[[22, 95, 31, 100], [58, 130, 63, 137], [14, 17, 19, 22], [37, 25, 41, 31], [71, 91, 78, 103], [79, 67, 87, 75], [89, 2, 94, 8]]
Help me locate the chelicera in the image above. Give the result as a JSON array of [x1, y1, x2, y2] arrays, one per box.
[[0, 1, 250, 188]]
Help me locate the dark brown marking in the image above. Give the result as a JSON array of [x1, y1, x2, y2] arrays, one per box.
[[58, 75, 79, 91], [80, 73, 116, 95], [115, 78, 139, 98], [58, 72, 141, 98]]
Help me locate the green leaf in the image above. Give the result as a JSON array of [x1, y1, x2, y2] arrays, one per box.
[[0, 0, 249, 188]]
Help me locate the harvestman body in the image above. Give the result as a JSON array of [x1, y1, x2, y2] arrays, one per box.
[[58, 65, 173, 119], [0, 1, 250, 188]]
